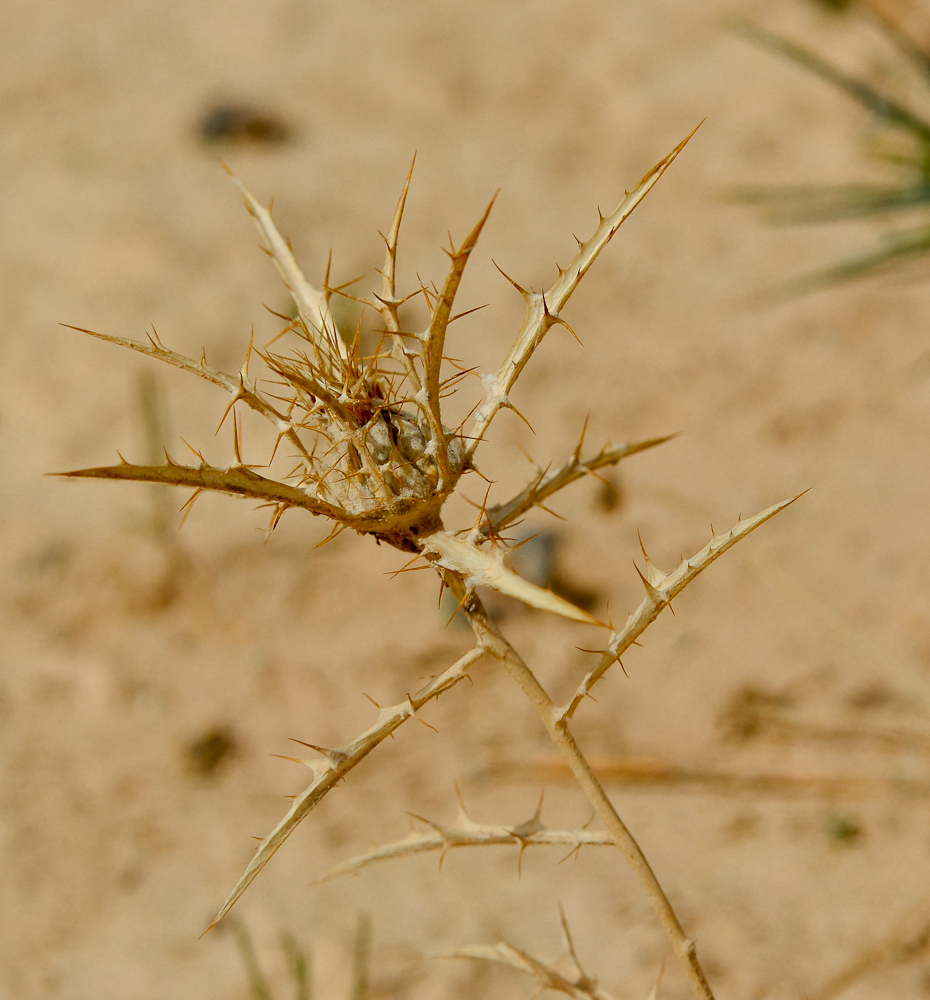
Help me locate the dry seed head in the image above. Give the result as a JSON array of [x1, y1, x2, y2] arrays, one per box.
[[259, 326, 466, 549], [58, 131, 698, 613]]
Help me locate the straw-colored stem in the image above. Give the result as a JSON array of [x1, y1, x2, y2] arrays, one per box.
[[451, 579, 715, 1000]]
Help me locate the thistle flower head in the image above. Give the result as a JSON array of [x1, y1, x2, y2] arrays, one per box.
[[256, 292, 467, 549], [59, 131, 698, 617], [221, 164, 489, 552]]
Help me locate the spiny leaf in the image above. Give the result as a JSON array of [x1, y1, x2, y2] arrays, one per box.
[[421, 196, 496, 479], [228, 170, 348, 366], [62, 324, 305, 454], [563, 492, 805, 719], [421, 529, 603, 626], [466, 126, 700, 458], [485, 433, 675, 534], [55, 460, 343, 519]]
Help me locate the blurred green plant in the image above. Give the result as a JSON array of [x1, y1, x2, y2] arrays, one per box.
[[232, 920, 313, 1000], [732, 6, 930, 296]]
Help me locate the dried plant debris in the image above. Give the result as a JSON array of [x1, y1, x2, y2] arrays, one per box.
[[58, 128, 801, 1000], [823, 812, 862, 844], [733, 8, 930, 294], [185, 725, 237, 777], [595, 472, 623, 513], [719, 683, 930, 752], [198, 102, 291, 146], [514, 753, 930, 798], [719, 685, 797, 742], [812, 0, 855, 11]]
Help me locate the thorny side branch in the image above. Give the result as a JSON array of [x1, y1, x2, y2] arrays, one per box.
[[61, 324, 314, 465], [564, 494, 804, 720], [441, 940, 619, 1000], [482, 432, 675, 537], [311, 798, 613, 885], [207, 644, 487, 930], [465, 124, 701, 460]]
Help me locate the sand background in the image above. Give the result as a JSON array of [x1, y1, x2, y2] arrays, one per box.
[[4, 1, 930, 997]]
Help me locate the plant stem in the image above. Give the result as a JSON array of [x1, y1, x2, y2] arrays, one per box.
[[456, 584, 716, 1000]]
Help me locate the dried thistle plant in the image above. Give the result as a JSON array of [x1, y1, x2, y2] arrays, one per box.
[[59, 127, 801, 1000]]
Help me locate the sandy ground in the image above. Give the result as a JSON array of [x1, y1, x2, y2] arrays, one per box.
[[5, 1, 930, 998]]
